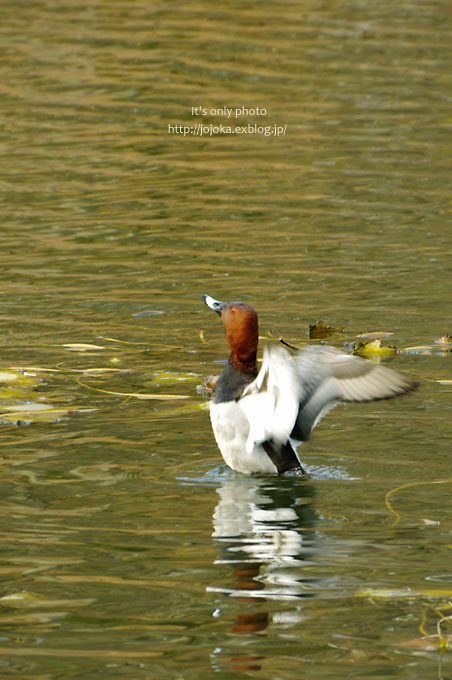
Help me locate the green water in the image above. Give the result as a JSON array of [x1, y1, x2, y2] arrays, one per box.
[[0, 1, 451, 678]]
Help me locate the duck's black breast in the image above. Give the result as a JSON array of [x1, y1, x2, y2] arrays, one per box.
[[212, 362, 257, 404]]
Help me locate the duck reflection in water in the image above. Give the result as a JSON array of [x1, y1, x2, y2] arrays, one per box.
[[208, 472, 326, 673], [208, 473, 328, 672]]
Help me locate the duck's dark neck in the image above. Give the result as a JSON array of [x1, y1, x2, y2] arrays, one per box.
[[229, 350, 258, 375], [212, 354, 258, 403]]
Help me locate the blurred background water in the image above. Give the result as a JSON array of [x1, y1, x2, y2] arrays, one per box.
[[0, 1, 451, 678]]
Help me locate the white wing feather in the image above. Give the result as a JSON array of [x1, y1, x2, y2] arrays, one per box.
[[240, 346, 301, 452]]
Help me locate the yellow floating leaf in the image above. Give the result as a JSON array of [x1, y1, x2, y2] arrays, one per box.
[[440, 636, 449, 652], [81, 368, 126, 376], [1, 403, 54, 413], [353, 338, 396, 357], [437, 379, 452, 385], [61, 344, 105, 352]]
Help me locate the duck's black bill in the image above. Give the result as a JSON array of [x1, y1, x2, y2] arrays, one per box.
[[202, 294, 226, 315]]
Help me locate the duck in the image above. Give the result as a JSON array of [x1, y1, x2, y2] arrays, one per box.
[[202, 294, 417, 475]]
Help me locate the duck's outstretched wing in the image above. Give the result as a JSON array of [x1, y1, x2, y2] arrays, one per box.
[[291, 346, 417, 443], [240, 346, 302, 453]]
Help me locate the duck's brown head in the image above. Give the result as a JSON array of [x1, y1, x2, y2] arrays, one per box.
[[202, 295, 258, 370]]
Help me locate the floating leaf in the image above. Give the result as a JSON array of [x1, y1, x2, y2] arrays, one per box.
[[132, 310, 164, 317], [152, 370, 199, 384], [0, 592, 35, 604], [80, 368, 126, 376], [8, 366, 62, 374], [51, 367, 126, 376], [437, 379, 452, 385], [402, 340, 450, 355], [0, 371, 40, 388], [353, 338, 396, 357], [0, 407, 96, 425], [0, 371, 24, 383], [61, 343, 105, 352], [0, 591, 95, 608], [435, 335, 452, 346], [357, 588, 452, 600], [197, 375, 218, 398], [309, 321, 344, 339], [118, 392, 188, 401], [403, 345, 435, 354], [357, 331, 394, 340], [1, 403, 55, 413]]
